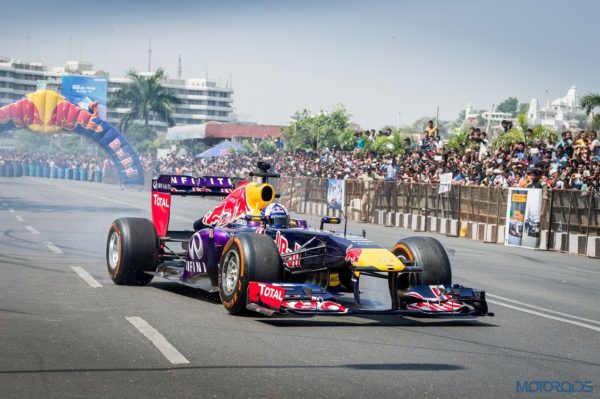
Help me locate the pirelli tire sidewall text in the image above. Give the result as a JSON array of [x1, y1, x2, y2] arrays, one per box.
[[106, 217, 158, 285], [392, 236, 452, 285], [219, 233, 282, 315]]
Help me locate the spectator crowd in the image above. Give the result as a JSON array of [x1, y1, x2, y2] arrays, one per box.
[[2, 123, 600, 192], [0, 152, 107, 175], [148, 124, 600, 192]]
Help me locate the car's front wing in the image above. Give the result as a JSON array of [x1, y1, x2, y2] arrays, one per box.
[[246, 282, 493, 318]]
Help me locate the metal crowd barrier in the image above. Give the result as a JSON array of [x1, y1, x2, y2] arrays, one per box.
[[2, 165, 598, 255]]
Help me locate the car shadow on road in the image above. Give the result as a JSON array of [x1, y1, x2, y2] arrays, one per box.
[[0, 362, 465, 375], [150, 281, 222, 304], [259, 316, 497, 328]]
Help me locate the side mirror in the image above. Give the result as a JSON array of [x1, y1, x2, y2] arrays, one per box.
[[320, 216, 341, 230]]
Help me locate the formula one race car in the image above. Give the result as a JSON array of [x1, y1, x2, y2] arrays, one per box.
[[106, 162, 492, 318]]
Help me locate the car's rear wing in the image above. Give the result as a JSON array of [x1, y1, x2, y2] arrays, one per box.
[[151, 174, 236, 236]]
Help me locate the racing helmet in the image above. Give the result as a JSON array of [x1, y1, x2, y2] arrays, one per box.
[[261, 203, 290, 228]]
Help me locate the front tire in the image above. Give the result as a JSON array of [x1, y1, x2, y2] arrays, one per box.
[[219, 233, 282, 314], [392, 236, 452, 285], [106, 218, 158, 285]]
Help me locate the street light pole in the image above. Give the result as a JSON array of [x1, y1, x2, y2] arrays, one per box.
[[486, 104, 494, 133]]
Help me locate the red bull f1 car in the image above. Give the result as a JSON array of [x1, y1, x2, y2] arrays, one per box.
[[106, 162, 492, 318]]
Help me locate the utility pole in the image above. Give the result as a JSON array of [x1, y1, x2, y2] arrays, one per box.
[[148, 37, 152, 72], [68, 34, 72, 59], [177, 54, 182, 80], [397, 112, 401, 131], [486, 104, 494, 133], [26, 34, 30, 62]]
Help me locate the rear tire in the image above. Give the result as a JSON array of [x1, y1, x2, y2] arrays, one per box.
[[219, 233, 282, 314], [106, 218, 158, 285], [392, 236, 452, 285]]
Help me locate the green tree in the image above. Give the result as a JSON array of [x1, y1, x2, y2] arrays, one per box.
[[580, 93, 600, 130], [445, 129, 468, 152], [122, 123, 165, 153], [530, 125, 557, 143], [492, 125, 557, 150], [257, 139, 277, 155], [515, 112, 529, 133], [518, 102, 529, 115], [411, 116, 435, 133], [492, 128, 524, 150], [109, 68, 182, 140], [496, 97, 519, 115], [283, 105, 354, 151]]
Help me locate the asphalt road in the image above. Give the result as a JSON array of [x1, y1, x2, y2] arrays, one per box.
[[1, 176, 599, 398]]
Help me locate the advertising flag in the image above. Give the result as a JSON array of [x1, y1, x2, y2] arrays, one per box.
[[505, 188, 542, 249], [327, 179, 345, 210]]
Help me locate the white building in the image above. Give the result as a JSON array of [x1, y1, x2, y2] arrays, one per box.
[[0, 57, 234, 132], [464, 103, 513, 130], [527, 86, 586, 130]]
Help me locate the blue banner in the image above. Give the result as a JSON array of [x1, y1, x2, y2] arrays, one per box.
[[61, 76, 108, 120]]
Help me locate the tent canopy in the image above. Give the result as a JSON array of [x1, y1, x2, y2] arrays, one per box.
[[195, 140, 247, 158]]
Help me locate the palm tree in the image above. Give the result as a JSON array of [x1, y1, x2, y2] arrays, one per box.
[[580, 93, 600, 130], [109, 68, 181, 138]]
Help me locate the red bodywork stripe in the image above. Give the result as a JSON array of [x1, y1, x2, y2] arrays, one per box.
[[151, 190, 171, 237]]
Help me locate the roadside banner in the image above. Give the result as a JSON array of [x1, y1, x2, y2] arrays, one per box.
[[327, 179, 345, 210], [505, 188, 542, 248], [439, 172, 452, 194], [61, 75, 108, 120]]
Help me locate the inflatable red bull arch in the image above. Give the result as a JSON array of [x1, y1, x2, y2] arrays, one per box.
[[0, 90, 144, 185]]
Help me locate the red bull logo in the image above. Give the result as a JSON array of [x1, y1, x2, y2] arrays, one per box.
[[345, 247, 362, 264], [0, 90, 103, 134], [202, 182, 250, 226], [275, 231, 301, 268]]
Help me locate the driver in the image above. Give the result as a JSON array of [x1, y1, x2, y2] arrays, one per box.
[[261, 203, 290, 229]]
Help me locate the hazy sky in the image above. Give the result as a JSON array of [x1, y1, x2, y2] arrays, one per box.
[[1, 0, 598, 128]]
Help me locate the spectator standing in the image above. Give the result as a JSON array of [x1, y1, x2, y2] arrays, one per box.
[[424, 120, 438, 138]]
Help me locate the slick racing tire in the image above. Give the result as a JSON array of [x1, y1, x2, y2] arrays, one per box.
[[219, 233, 282, 315], [392, 236, 452, 285], [106, 218, 158, 285]]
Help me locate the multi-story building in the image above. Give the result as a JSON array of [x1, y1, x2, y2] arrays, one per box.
[[0, 57, 234, 133], [527, 86, 587, 130]]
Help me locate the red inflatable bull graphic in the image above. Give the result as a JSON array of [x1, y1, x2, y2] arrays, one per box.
[[0, 97, 43, 128], [0, 90, 144, 185]]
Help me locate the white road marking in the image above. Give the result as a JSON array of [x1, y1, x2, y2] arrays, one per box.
[[8, 208, 15, 213], [44, 241, 63, 254], [568, 266, 600, 276], [25, 225, 40, 234], [487, 300, 600, 333], [487, 294, 600, 326], [125, 316, 190, 365], [70, 266, 102, 288], [15, 215, 24, 222]]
